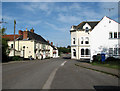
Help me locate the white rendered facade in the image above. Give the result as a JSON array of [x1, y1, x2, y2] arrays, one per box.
[[70, 22, 94, 60], [70, 16, 120, 61], [90, 16, 120, 60]]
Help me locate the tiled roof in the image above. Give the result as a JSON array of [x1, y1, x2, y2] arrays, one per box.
[[76, 21, 99, 30], [2, 35, 20, 41], [27, 31, 49, 44]]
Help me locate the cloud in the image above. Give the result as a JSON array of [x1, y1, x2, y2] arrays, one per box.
[[20, 3, 54, 15], [45, 22, 69, 32], [57, 14, 81, 24]]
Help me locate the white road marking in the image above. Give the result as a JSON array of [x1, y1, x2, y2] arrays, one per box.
[[42, 61, 67, 89], [42, 67, 58, 89], [60, 61, 67, 66]]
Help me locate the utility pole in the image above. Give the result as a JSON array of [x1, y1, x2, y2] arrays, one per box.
[[14, 20, 16, 56]]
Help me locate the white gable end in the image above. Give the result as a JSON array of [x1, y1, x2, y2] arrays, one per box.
[[83, 23, 91, 29], [90, 16, 119, 60]]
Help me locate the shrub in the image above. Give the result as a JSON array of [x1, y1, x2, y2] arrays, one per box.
[[96, 54, 101, 62], [11, 56, 21, 61]]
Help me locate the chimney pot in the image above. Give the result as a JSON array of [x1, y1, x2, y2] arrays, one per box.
[[30, 28, 34, 33], [51, 42, 53, 45], [19, 30, 23, 35], [47, 40, 49, 43]]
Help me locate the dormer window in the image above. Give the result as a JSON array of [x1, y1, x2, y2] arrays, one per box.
[[85, 27, 89, 32]]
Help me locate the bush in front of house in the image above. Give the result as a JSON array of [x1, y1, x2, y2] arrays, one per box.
[[92, 54, 102, 62], [11, 56, 23, 61]]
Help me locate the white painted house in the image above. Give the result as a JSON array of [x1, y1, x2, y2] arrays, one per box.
[[90, 16, 120, 61], [70, 20, 99, 60], [3, 28, 59, 59], [70, 16, 120, 61]]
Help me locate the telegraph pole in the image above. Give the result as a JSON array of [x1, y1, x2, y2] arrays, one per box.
[[14, 20, 16, 56]]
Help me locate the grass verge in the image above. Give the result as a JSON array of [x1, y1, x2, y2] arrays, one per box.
[[90, 61, 120, 70], [75, 64, 119, 78]]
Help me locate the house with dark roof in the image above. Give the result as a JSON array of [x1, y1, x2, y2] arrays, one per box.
[[70, 20, 99, 60], [70, 16, 120, 61], [3, 28, 59, 59]]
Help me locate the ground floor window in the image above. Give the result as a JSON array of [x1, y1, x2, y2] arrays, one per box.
[[73, 49, 76, 57], [85, 49, 89, 55], [119, 48, 120, 54], [114, 48, 117, 55], [109, 47, 120, 55], [81, 49, 84, 55]]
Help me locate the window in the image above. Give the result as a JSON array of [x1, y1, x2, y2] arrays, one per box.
[[119, 48, 120, 54], [73, 38, 75, 44], [85, 37, 89, 44], [114, 32, 117, 38], [114, 48, 117, 55], [109, 48, 113, 54], [118, 32, 120, 38], [109, 32, 112, 38], [73, 49, 76, 57], [81, 49, 84, 55], [85, 49, 89, 55], [81, 37, 83, 44], [11, 44, 13, 48], [85, 27, 89, 32]]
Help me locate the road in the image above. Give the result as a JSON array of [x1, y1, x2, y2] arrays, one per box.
[[2, 56, 119, 90]]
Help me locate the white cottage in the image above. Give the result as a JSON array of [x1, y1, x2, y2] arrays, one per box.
[[3, 28, 59, 59]]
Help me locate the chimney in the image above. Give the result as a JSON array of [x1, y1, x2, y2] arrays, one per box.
[[30, 28, 34, 33], [51, 42, 53, 45], [19, 30, 23, 35], [47, 40, 49, 43], [26, 28, 27, 31], [23, 31, 28, 39]]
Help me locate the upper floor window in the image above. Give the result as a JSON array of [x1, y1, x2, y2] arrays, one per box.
[[85, 37, 89, 44], [81, 37, 83, 44], [73, 38, 75, 44], [114, 32, 117, 38], [109, 32, 112, 38]]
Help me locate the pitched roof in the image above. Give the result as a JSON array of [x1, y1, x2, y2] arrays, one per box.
[[27, 31, 49, 44], [76, 21, 99, 30], [2, 35, 20, 41]]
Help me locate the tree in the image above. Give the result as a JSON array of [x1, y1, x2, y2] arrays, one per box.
[[0, 27, 9, 62]]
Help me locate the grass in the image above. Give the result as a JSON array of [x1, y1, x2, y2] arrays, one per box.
[[91, 61, 120, 70], [75, 64, 119, 78]]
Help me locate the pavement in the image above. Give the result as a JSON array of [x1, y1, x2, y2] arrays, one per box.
[[2, 55, 120, 90], [75, 61, 119, 78]]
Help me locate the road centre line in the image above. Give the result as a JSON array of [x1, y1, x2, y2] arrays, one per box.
[[60, 61, 67, 66], [42, 61, 67, 89]]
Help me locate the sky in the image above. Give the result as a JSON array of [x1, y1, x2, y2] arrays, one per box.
[[1, 1, 119, 47]]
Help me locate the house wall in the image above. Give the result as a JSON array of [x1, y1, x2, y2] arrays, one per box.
[[71, 28, 91, 59], [8, 40, 35, 59], [90, 16, 120, 60]]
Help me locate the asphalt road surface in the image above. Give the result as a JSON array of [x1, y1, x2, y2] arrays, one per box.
[[2, 56, 119, 90]]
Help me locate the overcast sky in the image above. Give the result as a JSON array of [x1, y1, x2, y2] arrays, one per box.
[[2, 1, 119, 47]]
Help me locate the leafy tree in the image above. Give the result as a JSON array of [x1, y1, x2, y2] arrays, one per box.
[[58, 46, 71, 56], [0, 27, 9, 62]]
